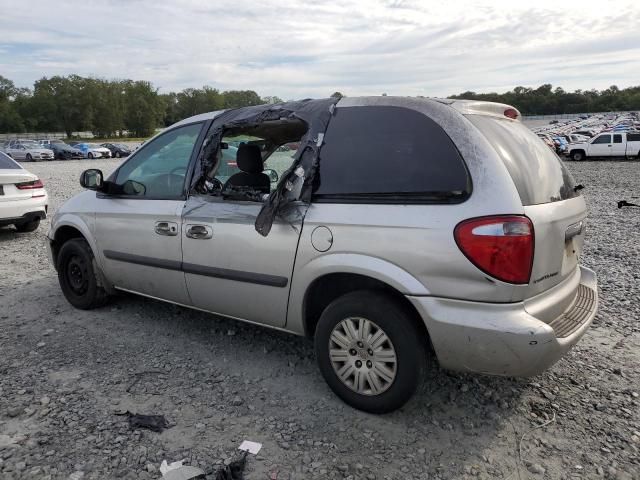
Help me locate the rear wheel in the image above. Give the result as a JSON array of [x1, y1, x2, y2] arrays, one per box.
[[14, 218, 40, 232], [314, 290, 426, 413], [88, 152, 94, 159], [57, 238, 109, 309], [571, 151, 585, 161], [114, 151, 120, 158]]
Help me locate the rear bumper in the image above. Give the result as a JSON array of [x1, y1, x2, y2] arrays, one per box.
[[0, 195, 48, 225], [408, 266, 598, 377]]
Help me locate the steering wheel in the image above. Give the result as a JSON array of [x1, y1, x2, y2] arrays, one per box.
[[167, 166, 188, 192]]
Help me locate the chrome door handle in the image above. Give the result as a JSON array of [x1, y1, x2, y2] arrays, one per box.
[[186, 224, 212, 239], [155, 221, 178, 236]]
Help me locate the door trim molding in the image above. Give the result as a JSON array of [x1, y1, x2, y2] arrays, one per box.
[[103, 250, 288, 287]]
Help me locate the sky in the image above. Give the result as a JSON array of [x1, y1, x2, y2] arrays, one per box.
[[1, 0, 639, 99]]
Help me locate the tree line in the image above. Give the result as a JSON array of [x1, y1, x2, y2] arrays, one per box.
[[448, 84, 640, 116], [2, 75, 639, 138], [0, 75, 282, 137]]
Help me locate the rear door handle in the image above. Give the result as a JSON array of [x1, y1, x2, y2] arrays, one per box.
[[186, 224, 213, 239], [155, 221, 178, 236]]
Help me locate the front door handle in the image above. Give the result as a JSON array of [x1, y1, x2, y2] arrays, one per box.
[[186, 224, 213, 239], [155, 221, 178, 236]]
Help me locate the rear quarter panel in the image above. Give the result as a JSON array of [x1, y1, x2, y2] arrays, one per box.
[[286, 98, 529, 332]]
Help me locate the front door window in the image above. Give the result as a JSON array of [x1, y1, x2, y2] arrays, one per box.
[[113, 123, 203, 198]]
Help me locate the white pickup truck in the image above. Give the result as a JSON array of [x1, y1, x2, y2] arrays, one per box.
[[568, 131, 640, 161]]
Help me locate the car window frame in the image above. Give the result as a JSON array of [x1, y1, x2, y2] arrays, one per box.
[[592, 134, 611, 144], [101, 120, 210, 201]]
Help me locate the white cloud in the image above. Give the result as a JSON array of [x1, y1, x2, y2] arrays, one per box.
[[0, 0, 638, 98]]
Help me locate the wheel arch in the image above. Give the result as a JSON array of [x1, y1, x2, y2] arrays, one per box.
[[300, 271, 430, 347]]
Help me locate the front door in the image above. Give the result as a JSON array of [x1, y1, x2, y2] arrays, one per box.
[[589, 134, 612, 156], [181, 197, 303, 327], [94, 122, 205, 304]]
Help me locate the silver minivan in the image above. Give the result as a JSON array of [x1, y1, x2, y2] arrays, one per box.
[[48, 97, 598, 413]]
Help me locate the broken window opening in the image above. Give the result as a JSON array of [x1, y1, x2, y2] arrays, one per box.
[[200, 117, 309, 203]]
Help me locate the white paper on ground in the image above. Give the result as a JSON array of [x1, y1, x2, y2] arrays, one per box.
[[160, 459, 185, 475], [238, 440, 262, 455]]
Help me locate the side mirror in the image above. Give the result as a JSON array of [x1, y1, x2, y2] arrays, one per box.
[[264, 169, 278, 183], [80, 169, 104, 190]]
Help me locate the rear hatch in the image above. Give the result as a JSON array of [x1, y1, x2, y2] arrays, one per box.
[[466, 114, 585, 299]]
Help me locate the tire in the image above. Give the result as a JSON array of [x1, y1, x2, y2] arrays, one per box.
[[57, 238, 109, 309], [314, 290, 427, 413], [26, 153, 33, 162], [14, 218, 40, 232], [115, 151, 120, 158], [57, 152, 65, 160], [88, 152, 94, 159], [571, 151, 585, 161]]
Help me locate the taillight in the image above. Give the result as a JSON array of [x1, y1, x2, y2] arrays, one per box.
[[454, 216, 534, 284], [16, 179, 44, 190], [504, 108, 519, 119], [16, 179, 45, 198]]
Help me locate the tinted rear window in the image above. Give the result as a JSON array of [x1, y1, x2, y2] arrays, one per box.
[[314, 106, 470, 202], [467, 115, 578, 206], [628, 133, 640, 142], [0, 152, 20, 169]]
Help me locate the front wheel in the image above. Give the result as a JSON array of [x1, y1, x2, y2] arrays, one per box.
[[26, 153, 33, 162], [88, 152, 94, 159], [314, 291, 427, 413], [57, 238, 109, 309], [114, 151, 120, 158], [571, 151, 585, 161]]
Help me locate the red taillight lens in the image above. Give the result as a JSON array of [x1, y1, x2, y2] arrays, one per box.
[[504, 108, 519, 119], [454, 216, 534, 284], [16, 179, 44, 190]]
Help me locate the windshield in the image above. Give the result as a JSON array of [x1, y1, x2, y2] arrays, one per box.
[[22, 141, 40, 148], [468, 115, 579, 205]]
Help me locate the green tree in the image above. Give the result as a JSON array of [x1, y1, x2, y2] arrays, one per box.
[[123, 80, 164, 137]]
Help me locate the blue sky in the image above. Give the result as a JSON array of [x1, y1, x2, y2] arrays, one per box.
[[0, 0, 638, 98]]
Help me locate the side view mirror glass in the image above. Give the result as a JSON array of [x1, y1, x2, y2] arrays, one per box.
[[264, 168, 278, 183], [80, 169, 103, 190]]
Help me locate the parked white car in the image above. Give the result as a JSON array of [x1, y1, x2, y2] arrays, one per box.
[[4, 140, 55, 161], [568, 131, 640, 161], [0, 152, 48, 232], [73, 143, 112, 159]]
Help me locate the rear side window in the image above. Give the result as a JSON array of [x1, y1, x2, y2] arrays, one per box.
[[628, 133, 640, 142], [314, 106, 470, 202], [468, 115, 578, 206], [0, 152, 20, 169], [613, 134, 622, 143]]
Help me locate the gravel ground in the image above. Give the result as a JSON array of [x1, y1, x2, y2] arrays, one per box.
[[0, 158, 638, 480]]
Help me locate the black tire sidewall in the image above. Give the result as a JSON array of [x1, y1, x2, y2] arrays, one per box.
[[57, 239, 103, 309], [14, 218, 40, 232], [314, 291, 426, 413]]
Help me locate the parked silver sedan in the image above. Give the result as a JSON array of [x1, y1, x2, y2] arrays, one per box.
[[47, 96, 598, 413]]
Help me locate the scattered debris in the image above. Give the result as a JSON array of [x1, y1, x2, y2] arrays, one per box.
[[617, 199, 639, 208], [214, 451, 248, 480], [114, 410, 170, 432], [238, 440, 262, 455], [160, 459, 186, 475], [162, 466, 206, 480]]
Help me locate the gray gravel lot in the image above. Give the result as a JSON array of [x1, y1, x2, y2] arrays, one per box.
[[0, 158, 639, 480]]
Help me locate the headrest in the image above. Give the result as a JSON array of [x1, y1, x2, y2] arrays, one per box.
[[236, 144, 263, 173]]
